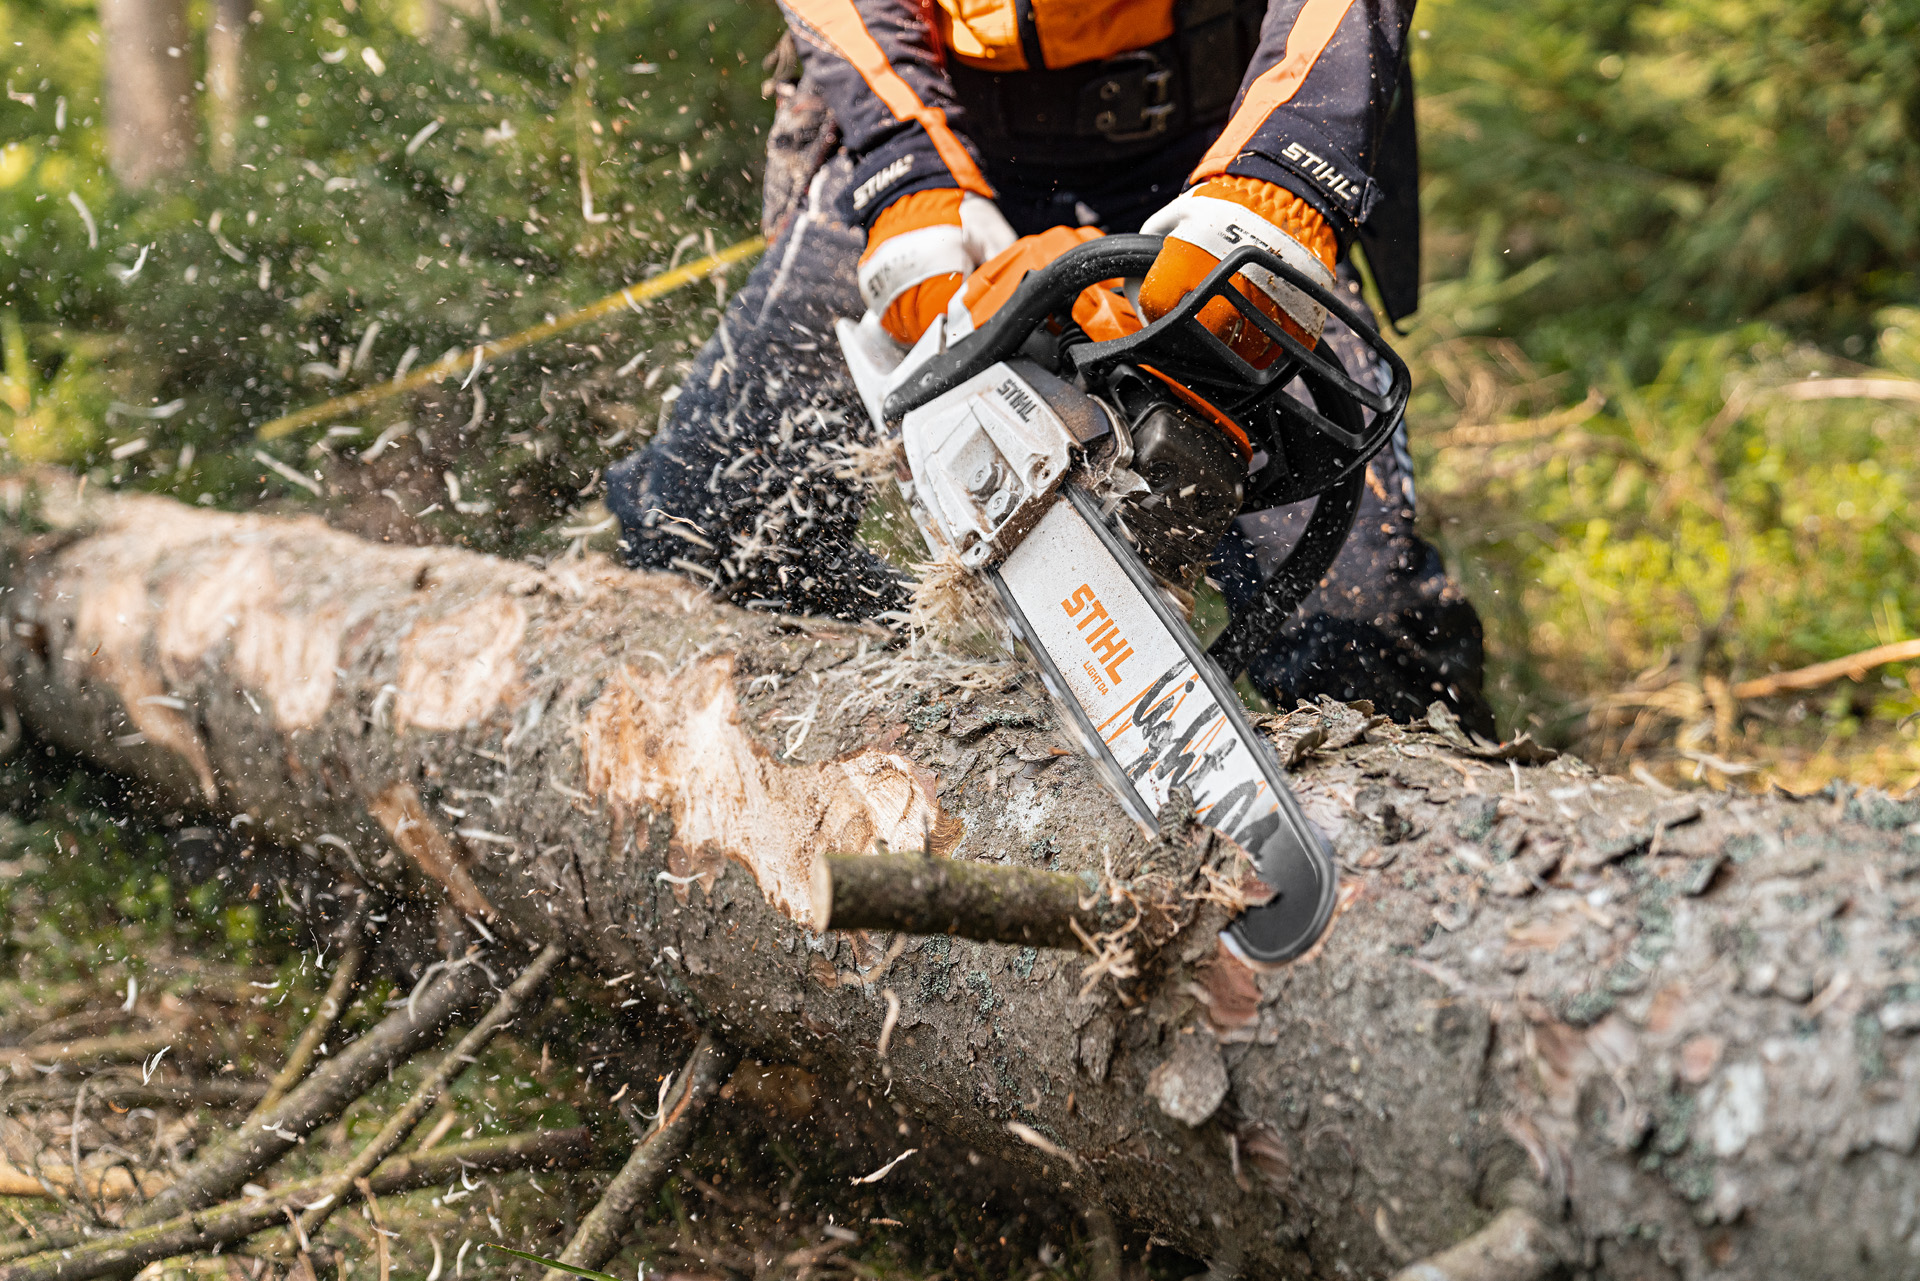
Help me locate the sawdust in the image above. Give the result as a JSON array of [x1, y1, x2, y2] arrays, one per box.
[[903, 551, 1007, 655], [832, 435, 905, 488]]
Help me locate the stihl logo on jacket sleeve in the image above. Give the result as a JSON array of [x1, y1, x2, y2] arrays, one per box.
[[1280, 142, 1361, 207], [852, 155, 916, 211], [1061, 583, 1134, 686]]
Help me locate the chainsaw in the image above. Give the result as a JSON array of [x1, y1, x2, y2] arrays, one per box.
[[836, 233, 1409, 966]]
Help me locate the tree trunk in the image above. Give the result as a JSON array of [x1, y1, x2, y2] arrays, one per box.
[[98, 0, 196, 189], [205, 0, 251, 173], [1, 471, 1916, 1280]]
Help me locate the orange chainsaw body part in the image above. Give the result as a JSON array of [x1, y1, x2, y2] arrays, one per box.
[[960, 226, 1251, 459], [960, 224, 1108, 327]]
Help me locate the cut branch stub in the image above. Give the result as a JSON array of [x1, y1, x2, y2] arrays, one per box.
[[817, 852, 1127, 950]]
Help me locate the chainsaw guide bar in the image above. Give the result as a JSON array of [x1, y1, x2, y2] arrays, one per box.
[[994, 486, 1337, 964]]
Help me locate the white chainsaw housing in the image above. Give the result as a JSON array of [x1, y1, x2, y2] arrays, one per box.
[[835, 313, 1078, 569], [898, 365, 1074, 569]]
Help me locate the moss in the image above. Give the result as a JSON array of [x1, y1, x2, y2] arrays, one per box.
[[966, 969, 998, 1015], [1453, 796, 1500, 843], [917, 934, 954, 1001], [1846, 793, 1920, 830], [1855, 1012, 1889, 1082], [1666, 1156, 1716, 1204]]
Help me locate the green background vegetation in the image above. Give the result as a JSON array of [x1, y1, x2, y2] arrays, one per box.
[[2, 0, 1918, 788]]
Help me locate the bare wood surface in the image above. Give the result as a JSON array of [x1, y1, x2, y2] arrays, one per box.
[[538, 1034, 738, 1281], [0, 1128, 592, 1281], [1, 475, 1917, 1279], [0, 1161, 166, 1202]]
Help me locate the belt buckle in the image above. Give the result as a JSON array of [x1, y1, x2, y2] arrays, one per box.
[[1085, 52, 1174, 142]]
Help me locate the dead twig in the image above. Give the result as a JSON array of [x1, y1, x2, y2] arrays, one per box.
[[1777, 377, 1920, 405], [1388, 1207, 1562, 1281], [1080, 1202, 1122, 1281], [536, 1034, 739, 1281], [250, 906, 373, 1119], [1730, 639, 1920, 701], [120, 955, 490, 1229], [0, 1160, 166, 1202], [0, 1080, 267, 1113], [0, 1129, 594, 1281], [354, 1179, 389, 1281], [0, 1032, 180, 1077], [295, 945, 565, 1240]]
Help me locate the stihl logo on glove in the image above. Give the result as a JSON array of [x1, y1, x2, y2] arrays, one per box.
[[1062, 584, 1135, 688]]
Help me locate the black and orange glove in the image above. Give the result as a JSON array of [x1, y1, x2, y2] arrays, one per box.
[[1137, 177, 1337, 365], [857, 189, 1017, 346]]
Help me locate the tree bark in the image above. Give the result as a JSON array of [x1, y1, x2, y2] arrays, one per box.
[[1, 472, 1917, 1280], [98, 0, 196, 189]]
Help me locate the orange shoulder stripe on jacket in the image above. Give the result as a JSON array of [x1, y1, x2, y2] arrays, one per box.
[[785, 0, 995, 198], [1190, 0, 1359, 181]]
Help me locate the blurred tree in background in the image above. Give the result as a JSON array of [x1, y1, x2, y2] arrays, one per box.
[[1, 0, 1918, 786]]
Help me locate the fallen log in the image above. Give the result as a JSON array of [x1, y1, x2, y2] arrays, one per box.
[[1, 473, 1916, 1279]]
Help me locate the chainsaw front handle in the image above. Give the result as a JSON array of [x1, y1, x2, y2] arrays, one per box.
[[883, 235, 1408, 455], [884, 234, 1164, 419]]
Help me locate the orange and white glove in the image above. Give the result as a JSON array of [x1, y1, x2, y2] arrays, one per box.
[[858, 189, 1018, 346], [1137, 177, 1338, 364]]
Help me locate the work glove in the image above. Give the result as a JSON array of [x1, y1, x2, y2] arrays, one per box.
[[1137, 177, 1338, 364], [858, 189, 1018, 346]]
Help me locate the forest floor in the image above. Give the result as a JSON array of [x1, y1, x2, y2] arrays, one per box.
[[0, 755, 1128, 1281]]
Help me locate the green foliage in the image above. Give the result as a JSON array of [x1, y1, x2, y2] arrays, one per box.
[[0, 753, 295, 977], [1401, 0, 1920, 781], [1413, 0, 1920, 373], [1, 0, 781, 532]]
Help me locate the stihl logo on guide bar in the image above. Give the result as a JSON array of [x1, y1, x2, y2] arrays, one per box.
[[1061, 584, 1134, 687]]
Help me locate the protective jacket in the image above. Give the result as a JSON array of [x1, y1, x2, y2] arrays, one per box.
[[778, 0, 1422, 320]]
